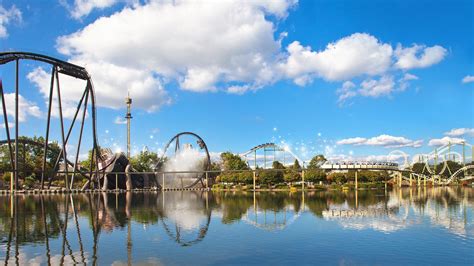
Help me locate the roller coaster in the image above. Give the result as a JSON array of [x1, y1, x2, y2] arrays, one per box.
[[0, 52, 472, 191], [240, 142, 303, 169]]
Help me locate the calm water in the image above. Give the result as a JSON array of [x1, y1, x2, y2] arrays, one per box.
[[1, 188, 473, 265]]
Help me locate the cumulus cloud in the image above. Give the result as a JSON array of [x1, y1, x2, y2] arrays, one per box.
[[337, 75, 396, 103], [55, 0, 296, 110], [281, 33, 393, 83], [444, 128, 474, 137], [336, 81, 356, 103], [51, 2, 446, 110], [0, 4, 21, 38], [428, 136, 465, 146], [337, 134, 423, 148], [398, 73, 418, 91], [336, 137, 366, 145], [394, 44, 447, 70], [359, 75, 394, 97], [0, 93, 42, 122], [27, 67, 90, 119], [61, 0, 138, 19], [462, 75, 474, 84]]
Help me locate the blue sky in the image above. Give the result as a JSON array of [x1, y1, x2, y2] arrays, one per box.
[[0, 0, 473, 164]]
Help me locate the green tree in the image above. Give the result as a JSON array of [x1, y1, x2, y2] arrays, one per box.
[[284, 159, 301, 184], [327, 172, 347, 184], [220, 152, 249, 171], [305, 169, 326, 183], [130, 150, 159, 172], [259, 161, 285, 185], [292, 159, 301, 170], [308, 154, 326, 169]]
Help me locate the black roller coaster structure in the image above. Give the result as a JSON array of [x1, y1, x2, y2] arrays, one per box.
[[0, 52, 102, 190]]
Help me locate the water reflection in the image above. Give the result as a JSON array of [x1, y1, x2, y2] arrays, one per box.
[[1, 187, 473, 265]]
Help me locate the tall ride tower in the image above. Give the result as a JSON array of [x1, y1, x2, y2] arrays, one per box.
[[125, 93, 132, 158]]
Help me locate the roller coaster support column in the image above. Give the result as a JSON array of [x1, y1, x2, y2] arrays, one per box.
[[417, 175, 420, 187], [424, 175, 426, 187], [10, 172, 14, 194], [302, 169, 305, 191], [253, 170, 256, 190], [448, 142, 451, 160], [162, 172, 165, 191], [264, 148, 267, 168], [14, 59, 19, 190], [399, 172, 402, 188], [254, 150, 257, 170], [205, 172, 209, 190], [409, 173, 412, 187], [462, 142, 465, 166], [355, 170, 358, 190]]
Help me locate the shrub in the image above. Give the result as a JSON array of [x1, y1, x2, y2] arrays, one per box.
[[23, 175, 36, 189]]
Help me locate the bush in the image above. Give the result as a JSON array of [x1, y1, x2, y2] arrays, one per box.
[[23, 175, 36, 189], [238, 172, 253, 184], [305, 169, 326, 183], [275, 183, 289, 189], [284, 170, 301, 184], [327, 172, 347, 184], [258, 170, 283, 185]]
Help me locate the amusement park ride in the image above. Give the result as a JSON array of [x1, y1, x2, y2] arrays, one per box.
[[0, 52, 473, 192]]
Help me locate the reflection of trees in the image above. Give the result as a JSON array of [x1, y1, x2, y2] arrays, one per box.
[[214, 192, 254, 224], [1, 188, 473, 264]]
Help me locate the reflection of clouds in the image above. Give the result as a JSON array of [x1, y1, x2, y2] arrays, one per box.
[[161, 192, 207, 231], [338, 219, 411, 233], [5, 251, 90, 265]]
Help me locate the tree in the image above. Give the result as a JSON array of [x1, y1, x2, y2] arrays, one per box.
[[305, 169, 326, 183], [327, 172, 347, 184], [130, 150, 159, 172], [284, 159, 301, 184], [308, 155, 326, 169], [259, 161, 284, 185], [220, 152, 249, 171], [292, 159, 301, 170]]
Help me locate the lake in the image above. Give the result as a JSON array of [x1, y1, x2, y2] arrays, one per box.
[[1, 188, 473, 265]]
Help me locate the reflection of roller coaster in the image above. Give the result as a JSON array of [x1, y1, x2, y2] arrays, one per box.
[[240, 142, 302, 169]]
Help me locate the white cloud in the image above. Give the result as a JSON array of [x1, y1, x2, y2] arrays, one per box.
[[281, 33, 393, 82], [62, 0, 136, 20], [394, 44, 447, 70], [402, 73, 419, 81], [114, 116, 127, 124], [337, 75, 395, 103], [398, 73, 418, 91], [359, 75, 394, 97], [337, 134, 423, 148], [55, 0, 296, 110], [336, 81, 356, 103], [336, 137, 366, 145], [0, 93, 42, 122], [428, 136, 465, 146], [444, 128, 474, 137], [0, 4, 21, 38], [53, 2, 447, 108], [462, 75, 474, 84], [27, 67, 89, 119]]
